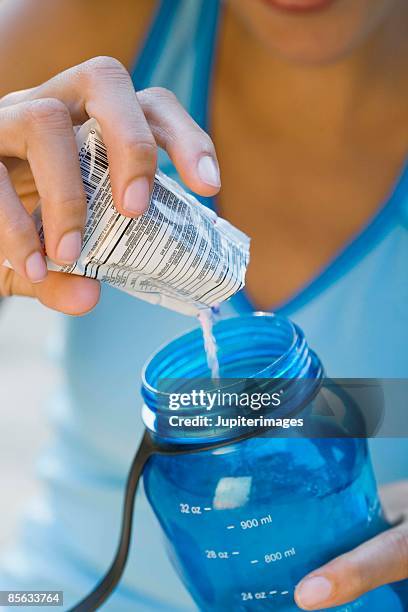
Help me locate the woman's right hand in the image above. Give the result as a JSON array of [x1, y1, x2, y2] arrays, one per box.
[[0, 56, 221, 315]]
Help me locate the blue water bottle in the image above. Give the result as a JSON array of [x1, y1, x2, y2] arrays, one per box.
[[141, 313, 405, 611]]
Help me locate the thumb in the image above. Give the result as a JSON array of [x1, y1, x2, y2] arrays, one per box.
[[294, 524, 408, 610], [0, 265, 100, 315]]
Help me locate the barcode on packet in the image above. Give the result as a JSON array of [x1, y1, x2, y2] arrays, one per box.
[[79, 129, 109, 202]]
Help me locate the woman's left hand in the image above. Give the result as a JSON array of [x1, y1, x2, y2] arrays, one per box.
[[295, 480, 408, 610]]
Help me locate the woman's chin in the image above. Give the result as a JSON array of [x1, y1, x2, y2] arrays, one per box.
[[231, 0, 398, 66], [263, 36, 362, 66]]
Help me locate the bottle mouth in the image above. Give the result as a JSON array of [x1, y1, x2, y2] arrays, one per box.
[[141, 312, 323, 444]]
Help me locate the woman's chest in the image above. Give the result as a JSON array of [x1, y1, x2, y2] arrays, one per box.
[[211, 99, 406, 309]]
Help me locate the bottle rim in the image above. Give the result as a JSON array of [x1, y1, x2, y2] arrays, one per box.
[[141, 312, 323, 444]]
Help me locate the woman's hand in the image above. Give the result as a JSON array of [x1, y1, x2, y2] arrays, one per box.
[[0, 56, 220, 314], [295, 480, 408, 609]]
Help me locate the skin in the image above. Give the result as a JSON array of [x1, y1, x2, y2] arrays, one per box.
[[213, 0, 408, 307], [295, 481, 408, 609], [0, 0, 406, 607]]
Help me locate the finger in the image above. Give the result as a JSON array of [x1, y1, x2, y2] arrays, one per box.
[[0, 162, 47, 283], [29, 57, 158, 217], [138, 87, 221, 196], [35, 273, 100, 315], [295, 524, 408, 610], [0, 265, 100, 315], [380, 481, 408, 524], [3, 58, 218, 219], [0, 99, 86, 265]]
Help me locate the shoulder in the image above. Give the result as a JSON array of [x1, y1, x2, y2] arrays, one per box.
[[0, 0, 156, 94]]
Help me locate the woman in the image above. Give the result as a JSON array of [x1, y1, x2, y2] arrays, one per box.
[[0, 0, 406, 609]]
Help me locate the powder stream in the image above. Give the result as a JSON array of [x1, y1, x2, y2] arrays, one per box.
[[198, 309, 220, 379]]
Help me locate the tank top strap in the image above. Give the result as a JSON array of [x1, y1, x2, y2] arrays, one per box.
[[130, 0, 221, 205], [130, 0, 221, 130], [395, 162, 408, 229]]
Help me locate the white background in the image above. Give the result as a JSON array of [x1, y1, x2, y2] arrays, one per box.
[[0, 298, 60, 549]]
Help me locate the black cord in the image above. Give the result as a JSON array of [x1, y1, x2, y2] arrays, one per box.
[[68, 431, 155, 612], [66, 427, 265, 611]]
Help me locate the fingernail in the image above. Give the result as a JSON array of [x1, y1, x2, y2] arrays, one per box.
[[123, 177, 150, 214], [56, 230, 82, 264], [25, 251, 47, 283], [197, 155, 221, 187], [296, 576, 333, 609]]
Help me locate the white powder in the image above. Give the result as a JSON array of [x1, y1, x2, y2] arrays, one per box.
[[198, 309, 220, 379]]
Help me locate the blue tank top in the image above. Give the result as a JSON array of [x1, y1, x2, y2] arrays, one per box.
[[0, 1, 406, 610]]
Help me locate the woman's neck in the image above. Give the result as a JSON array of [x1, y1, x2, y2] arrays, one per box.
[[217, 2, 408, 146]]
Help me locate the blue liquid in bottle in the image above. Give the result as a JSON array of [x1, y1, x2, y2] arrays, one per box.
[[141, 314, 405, 611]]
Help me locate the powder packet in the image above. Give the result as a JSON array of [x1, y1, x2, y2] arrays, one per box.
[[37, 119, 250, 316]]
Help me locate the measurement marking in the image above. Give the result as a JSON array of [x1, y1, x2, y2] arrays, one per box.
[[204, 507, 212, 511], [250, 560, 259, 564], [281, 591, 289, 595], [227, 525, 235, 530], [232, 551, 240, 556]]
